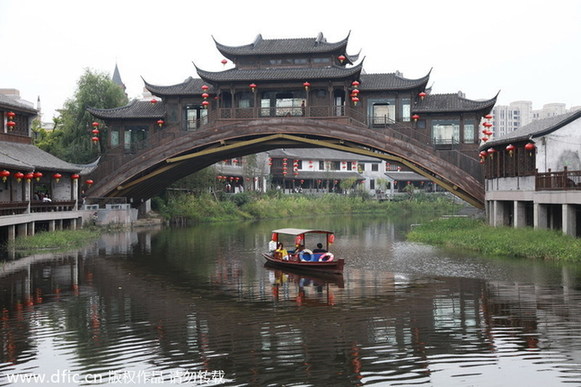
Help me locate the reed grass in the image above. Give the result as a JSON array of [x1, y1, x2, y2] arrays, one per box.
[[7, 229, 100, 252], [407, 217, 581, 261]]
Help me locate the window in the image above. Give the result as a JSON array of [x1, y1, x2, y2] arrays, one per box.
[[371, 164, 379, 172], [432, 120, 460, 145], [370, 179, 375, 190], [294, 58, 308, 64], [373, 103, 395, 125], [401, 98, 411, 122], [185, 105, 207, 130], [319, 160, 324, 170], [110, 130, 119, 147], [330, 161, 340, 171], [463, 121, 475, 144]]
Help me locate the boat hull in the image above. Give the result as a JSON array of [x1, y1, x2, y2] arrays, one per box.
[[262, 253, 344, 274]]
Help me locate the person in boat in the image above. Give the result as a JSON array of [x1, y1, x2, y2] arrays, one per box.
[[312, 243, 327, 253], [275, 243, 289, 261]]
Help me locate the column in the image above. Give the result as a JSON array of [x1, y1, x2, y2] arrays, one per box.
[[534, 203, 548, 229], [562, 204, 576, 237], [48, 220, 56, 231], [513, 201, 526, 228], [7, 225, 15, 241]]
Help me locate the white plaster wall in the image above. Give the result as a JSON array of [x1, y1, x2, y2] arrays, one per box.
[[486, 176, 535, 191], [536, 118, 581, 172]]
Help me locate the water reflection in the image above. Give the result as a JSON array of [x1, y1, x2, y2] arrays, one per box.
[[0, 217, 581, 386]]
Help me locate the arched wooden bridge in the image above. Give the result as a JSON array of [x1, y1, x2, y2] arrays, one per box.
[[86, 118, 485, 208]]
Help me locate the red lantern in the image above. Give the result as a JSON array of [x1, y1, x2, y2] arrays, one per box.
[[0, 170, 10, 182], [91, 129, 99, 135], [91, 136, 99, 143], [328, 234, 335, 245], [92, 122, 99, 128], [351, 96, 359, 106], [24, 172, 34, 182], [249, 83, 257, 92], [351, 88, 360, 95], [14, 172, 24, 182], [157, 119, 164, 127], [52, 173, 62, 183], [7, 121, 15, 129], [85, 179, 94, 186], [481, 137, 489, 142], [221, 59, 227, 66], [71, 174, 80, 180], [201, 85, 209, 91], [418, 92, 426, 100], [484, 114, 493, 120], [6, 111, 15, 120], [150, 98, 158, 104], [202, 92, 209, 99], [33, 171, 42, 181], [338, 55, 346, 63], [483, 122, 493, 128], [202, 101, 209, 108], [506, 144, 515, 156], [487, 148, 496, 159], [303, 81, 311, 91], [351, 80, 360, 88], [525, 142, 536, 156], [412, 114, 420, 122]]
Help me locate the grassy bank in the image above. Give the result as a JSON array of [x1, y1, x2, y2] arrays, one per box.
[[154, 192, 462, 223], [407, 217, 581, 261], [6, 229, 100, 253]]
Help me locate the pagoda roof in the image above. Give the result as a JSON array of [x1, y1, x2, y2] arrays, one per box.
[[412, 92, 498, 114], [196, 62, 363, 83], [482, 110, 581, 147], [213, 32, 350, 60], [87, 100, 165, 120], [0, 142, 82, 173], [359, 70, 431, 91], [143, 77, 216, 97]]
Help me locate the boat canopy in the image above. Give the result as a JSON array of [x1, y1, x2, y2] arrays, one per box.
[[272, 228, 333, 236]]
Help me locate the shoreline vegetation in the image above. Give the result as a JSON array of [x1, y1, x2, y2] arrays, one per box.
[[407, 217, 581, 261]]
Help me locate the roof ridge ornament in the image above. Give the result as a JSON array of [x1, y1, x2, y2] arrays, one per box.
[[252, 34, 263, 47]]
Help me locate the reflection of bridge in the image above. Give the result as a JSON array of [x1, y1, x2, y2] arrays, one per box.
[[87, 115, 485, 208]]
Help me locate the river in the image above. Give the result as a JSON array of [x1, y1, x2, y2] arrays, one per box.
[[1, 216, 581, 386]]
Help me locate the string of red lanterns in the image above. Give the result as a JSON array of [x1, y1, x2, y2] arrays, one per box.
[[6, 111, 16, 130]]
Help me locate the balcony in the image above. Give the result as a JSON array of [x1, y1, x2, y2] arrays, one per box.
[[536, 167, 581, 190]]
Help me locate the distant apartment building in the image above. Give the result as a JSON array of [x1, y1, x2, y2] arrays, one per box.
[[492, 101, 580, 138]]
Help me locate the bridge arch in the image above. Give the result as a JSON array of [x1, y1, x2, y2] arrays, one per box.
[[87, 118, 484, 208]]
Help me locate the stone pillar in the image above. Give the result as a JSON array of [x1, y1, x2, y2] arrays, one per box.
[[534, 203, 548, 229], [491, 200, 504, 227], [514, 201, 526, 228], [7, 225, 16, 241], [28, 222, 35, 236], [562, 204, 576, 237], [48, 220, 56, 232]]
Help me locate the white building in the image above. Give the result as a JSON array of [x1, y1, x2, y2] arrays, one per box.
[[482, 110, 581, 237]]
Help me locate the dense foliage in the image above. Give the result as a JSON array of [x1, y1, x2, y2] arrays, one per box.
[[7, 229, 99, 252], [407, 217, 581, 261], [33, 69, 128, 163], [153, 191, 461, 224]]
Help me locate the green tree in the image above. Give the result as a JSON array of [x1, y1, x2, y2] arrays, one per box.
[[48, 68, 128, 163]]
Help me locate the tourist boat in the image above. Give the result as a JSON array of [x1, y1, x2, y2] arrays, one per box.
[[262, 228, 344, 274]]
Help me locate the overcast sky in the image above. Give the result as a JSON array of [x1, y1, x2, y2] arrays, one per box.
[[1, 0, 579, 120]]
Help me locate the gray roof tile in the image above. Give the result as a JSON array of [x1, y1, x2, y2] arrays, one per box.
[[214, 33, 349, 57], [88, 100, 165, 120], [413, 93, 497, 114], [0, 142, 82, 172], [360, 72, 430, 91], [483, 110, 581, 147]]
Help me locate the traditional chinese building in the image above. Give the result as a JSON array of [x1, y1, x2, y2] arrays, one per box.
[[481, 110, 581, 236], [88, 33, 495, 181]]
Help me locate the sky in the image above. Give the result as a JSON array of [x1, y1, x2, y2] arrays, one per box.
[[1, 0, 579, 120]]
